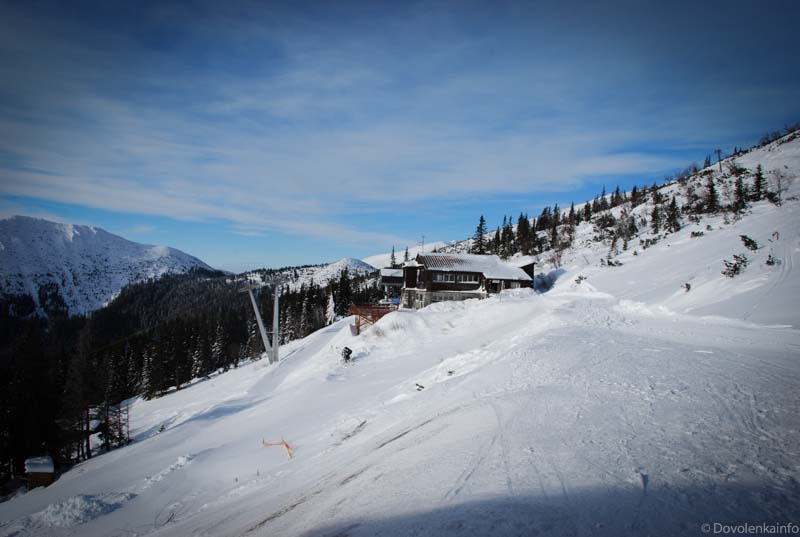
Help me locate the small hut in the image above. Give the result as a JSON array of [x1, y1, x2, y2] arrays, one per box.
[[25, 456, 54, 488]]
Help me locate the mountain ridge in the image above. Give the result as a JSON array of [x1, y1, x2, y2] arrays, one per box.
[[0, 215, 216, 316]]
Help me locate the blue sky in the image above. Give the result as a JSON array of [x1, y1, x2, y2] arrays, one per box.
[[1, 0, 798, 272]]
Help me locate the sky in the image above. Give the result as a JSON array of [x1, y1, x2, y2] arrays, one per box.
[[1, 0, 799, 272]]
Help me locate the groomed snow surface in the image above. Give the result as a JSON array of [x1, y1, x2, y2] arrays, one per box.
[[2, 140, 800, 535]]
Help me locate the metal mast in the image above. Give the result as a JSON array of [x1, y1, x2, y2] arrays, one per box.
[[242, 284, 271, 359], [240, 276, 287, 364], [270, 282, 281, 363]]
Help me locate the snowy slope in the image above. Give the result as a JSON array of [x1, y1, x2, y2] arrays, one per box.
[[2, 205, 799, 534], [0, 216, 214, 315], [2, 137, 799, 536]]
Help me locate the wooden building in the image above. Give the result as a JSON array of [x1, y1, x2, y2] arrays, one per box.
[[379, 268, 404, 301], [401, 253, 533, 309], [24, 455, 54, 489]]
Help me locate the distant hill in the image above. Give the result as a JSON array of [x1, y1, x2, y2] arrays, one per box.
[[239, 257, 377, 291], [0, 216, 215, 315]]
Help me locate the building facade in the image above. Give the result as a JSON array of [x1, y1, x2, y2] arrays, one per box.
[[401, 253, 533, 309]]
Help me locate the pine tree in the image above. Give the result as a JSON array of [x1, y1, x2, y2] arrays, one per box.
[[751, 165, 766, 201], [630, 185, 641, 207], [705, 177, 719, 212], [211, 322, 226, 371], [516, 213, 531, 255], [471, 215, 488, 254], [335, 268, 353, 317], [390, 246, 397, 268], [733, 176, 747, 212], [491, 226, 501, 255], [403, 246, 409, 263], [651, 205, 662, 233], [666, 196, 682, 232], [599, 188, 609, 211]]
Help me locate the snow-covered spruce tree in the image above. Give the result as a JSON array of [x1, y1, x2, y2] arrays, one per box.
[[733, 176, 748, 213], [751, 165, 766, 201], [516, 213, 532, 255], [325, 292, 336, 325], [491, 226, 501, 255], [650, 204, 662, 233], [334, 268, 353, 317], [722, 254, 749, 277], [211, 322, 227, 371], [471, 215, 488, 254], [705, 176, 719, 212], [740, 235, 759, 251], [666, 196, 682, 233], [390, 246, 397, 268]]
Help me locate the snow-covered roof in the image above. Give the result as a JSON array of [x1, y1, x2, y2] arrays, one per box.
[[25, 456, 54, 473], [416, 253, 532, 281], [380, 268, 403, 278]]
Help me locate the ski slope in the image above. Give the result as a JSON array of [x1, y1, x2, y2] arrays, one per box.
[[2, 139, 800, 536]]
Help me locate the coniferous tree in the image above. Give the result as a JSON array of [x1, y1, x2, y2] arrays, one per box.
[[334, 268, 353, 317], [471, 215, 488, 254], [651, 205, 662, 233], [705, 177, 719, 212], [751, 165, 766, 201], [403, 246, 409, 263], [630, 185, 642, 207], [666, 196, 682, 232], [733, 177, 747, 213], [390, 246, 397, 268], [516, 213, 531, 255]]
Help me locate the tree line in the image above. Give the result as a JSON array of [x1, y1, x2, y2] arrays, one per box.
[[0, 266, 380, 487]]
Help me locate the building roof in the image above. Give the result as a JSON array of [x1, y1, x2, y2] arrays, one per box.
[[416, 253, 532, 281], [380, 268, 403, 278], [25, 455, 54, 473]]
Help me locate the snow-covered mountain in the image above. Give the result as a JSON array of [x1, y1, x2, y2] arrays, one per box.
[[0, 216, 215, 315], [2, 134, 799, 536], [241, 257, 377, 291]]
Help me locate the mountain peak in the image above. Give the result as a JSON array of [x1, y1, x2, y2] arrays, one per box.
[[0, 215, 214, 315]]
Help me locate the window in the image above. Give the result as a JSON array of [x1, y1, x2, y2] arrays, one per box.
[[432, 272, 479, 283]]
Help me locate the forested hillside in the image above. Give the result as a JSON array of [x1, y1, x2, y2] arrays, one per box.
[[0, 263, 380, 488]]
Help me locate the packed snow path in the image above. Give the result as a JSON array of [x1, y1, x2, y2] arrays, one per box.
[[2, 285, 799, 536]]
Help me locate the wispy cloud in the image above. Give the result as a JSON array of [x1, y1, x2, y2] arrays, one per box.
[[0, 0, 798, 254]]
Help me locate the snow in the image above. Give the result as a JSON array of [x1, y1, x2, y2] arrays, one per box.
[[0, 216, 214, 315], [1, 137, 799, 535], [416, 252, 532, 281], [23, 457, 53, 474], [379, 268, 403, 278]]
